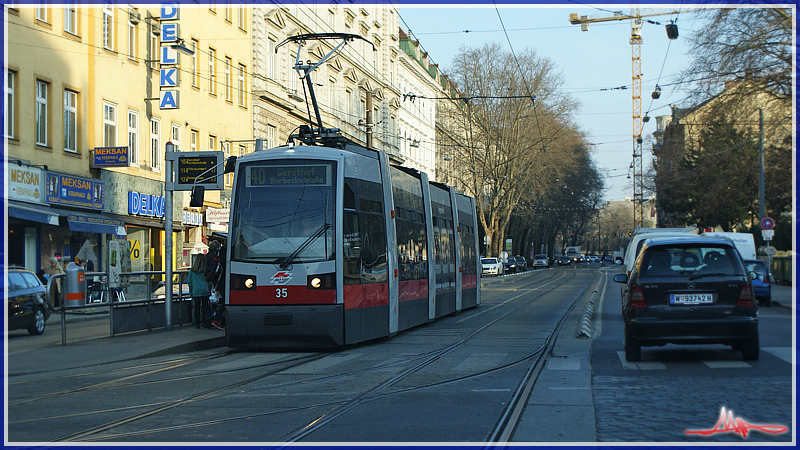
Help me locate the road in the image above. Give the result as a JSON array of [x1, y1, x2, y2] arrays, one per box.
[[5, 265, 794, 444]]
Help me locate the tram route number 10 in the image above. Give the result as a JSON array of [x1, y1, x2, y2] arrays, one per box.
[[275, 288, 288, 298]]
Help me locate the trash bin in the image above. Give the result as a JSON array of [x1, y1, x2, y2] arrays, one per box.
[[771, 256, 793, 286], [64, 262, 87, 307]]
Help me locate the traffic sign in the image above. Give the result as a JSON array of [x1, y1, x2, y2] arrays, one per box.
[[761, 229, 774, 241], [760, 217, 775, 230]]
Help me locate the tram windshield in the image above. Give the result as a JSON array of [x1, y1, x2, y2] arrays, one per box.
[[230, 159, 336, 264]]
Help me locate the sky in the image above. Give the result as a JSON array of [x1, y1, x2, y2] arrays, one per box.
[[396, 4, 707, 202]]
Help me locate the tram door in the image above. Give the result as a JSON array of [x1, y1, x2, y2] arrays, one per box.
[[430, 184, 457, 318]]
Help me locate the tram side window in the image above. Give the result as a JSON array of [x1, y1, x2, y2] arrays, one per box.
[[460, 224, 476, 275], [343, 177, 387, 285]]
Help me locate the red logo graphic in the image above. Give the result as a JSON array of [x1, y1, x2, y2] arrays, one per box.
[[271, 271, 292, 285], [686, 407, 788, 438]]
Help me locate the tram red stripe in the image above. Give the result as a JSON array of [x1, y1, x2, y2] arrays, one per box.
[[344, 283, 389, 310], [399, 279, 428, 303], [461, 274, 478, 289]]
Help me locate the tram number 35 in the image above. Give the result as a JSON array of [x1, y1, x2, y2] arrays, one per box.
[[275, 288, 288, 298]]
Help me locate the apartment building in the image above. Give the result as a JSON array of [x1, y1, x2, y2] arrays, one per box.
[[5, 4, 251, 273]]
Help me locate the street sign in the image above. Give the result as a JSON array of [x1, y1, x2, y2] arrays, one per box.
[[761, 229, 774, 241], [760, 217, 775, 230]]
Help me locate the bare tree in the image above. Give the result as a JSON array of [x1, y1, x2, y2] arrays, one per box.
[[439, 43, 587, 256]]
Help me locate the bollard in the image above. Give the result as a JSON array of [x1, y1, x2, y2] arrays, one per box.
[[64, 262, 86, 307]]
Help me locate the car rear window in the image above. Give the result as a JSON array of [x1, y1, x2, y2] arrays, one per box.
[[745, 261, 766, 276], [639, 245, 743, 277]]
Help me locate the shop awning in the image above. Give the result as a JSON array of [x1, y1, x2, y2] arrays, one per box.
[[8, 201, 60, 225], [66, 212, 127, 236]]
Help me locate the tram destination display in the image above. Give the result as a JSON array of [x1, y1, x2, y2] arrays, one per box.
[[246, 163, 332, 187]]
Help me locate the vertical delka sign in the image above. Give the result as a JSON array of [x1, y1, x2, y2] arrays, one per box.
[[159, 2, 180, 110]]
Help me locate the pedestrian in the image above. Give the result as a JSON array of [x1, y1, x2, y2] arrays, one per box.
[[186, 255, 212, 329], [47, 257, 65, 307], [36, 269, 48, 285], [210, 242, 227, 330]]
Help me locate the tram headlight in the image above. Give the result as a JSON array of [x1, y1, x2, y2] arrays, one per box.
[[230, 274, 257, 290], [307, 273, 335, 290]]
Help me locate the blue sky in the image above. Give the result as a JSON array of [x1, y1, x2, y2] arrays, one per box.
[[396, 5, 706, 202]]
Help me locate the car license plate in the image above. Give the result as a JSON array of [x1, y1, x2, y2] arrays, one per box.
[[670, 293, 714, 305]]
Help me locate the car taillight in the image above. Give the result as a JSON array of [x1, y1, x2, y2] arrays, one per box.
[[630, 285, 647, 308], [763, 274, 770, 283], [736, 284, 755, 307]]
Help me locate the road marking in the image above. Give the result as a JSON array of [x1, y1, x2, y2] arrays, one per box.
[[617, 351, 666, 370], [763, 347, 795, 364], [703, 360, 750, 368]]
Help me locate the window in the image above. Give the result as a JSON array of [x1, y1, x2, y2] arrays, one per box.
[[102, 4, 114, 50], [64, 2, 77, 34], [190, 39, 198, 87], [237, 63, 245, 107], [171, 123, 181, 151], [237, 3, 246, 30], [208, 134, 217, 152], [222, 141, 231, 187], [35, 80, 49, 146], [224, 57, 232, 102], [265, 37, 276, 80], [149, 30, 159, 70], [63, 90, 77, 153], [208, 48, 216, 94], [127, 17, 137, 60], [35, 5, 48, 23], [288, 53, 298, 93], [150, 117, 160, 171], [190, 129, 197, 152], [103, 101, 116, 146], [5, 70, 15, 139], [128, 110, 138, 166], [266, 124, 275, 149]]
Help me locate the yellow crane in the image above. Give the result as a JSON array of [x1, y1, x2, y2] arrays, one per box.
[[569, 8, 697, 229]]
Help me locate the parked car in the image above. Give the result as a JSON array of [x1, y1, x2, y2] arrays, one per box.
[[613, 237, 759, 362], [533, 254, 549, 268], [7, 267, 51, 335], [514, 256, 527, 271], [481, 257, 504, 276], [503, 257, 518, 274], [556, 256, 572, 266], [744, 259, 772, 307]]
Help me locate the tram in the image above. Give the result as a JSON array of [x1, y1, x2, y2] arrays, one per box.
[[191, 33, 480, 348], [220, 142, 479, 348]]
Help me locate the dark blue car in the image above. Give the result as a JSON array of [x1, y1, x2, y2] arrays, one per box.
[[744, 260, 772, 306]]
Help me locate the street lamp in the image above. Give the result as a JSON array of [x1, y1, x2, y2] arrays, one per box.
[[170, 39, 194, 56]]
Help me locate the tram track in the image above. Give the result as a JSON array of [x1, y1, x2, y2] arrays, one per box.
[[9, 268, 602, 443]]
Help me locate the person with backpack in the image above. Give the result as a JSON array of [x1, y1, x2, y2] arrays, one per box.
[[186, 255, 213, 328]]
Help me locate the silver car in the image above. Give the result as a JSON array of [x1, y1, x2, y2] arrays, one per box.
[[533, 254, 549, 268]]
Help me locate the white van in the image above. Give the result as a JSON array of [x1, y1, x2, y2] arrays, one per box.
[[623, 227, 700, 276], [703, 232, 756, 260]]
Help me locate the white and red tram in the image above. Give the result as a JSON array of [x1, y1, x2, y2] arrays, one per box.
[[222, 143, 480, 348]]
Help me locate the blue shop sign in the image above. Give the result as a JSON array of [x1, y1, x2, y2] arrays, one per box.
[[46, 173, 103, 210], [92, 147, 130, 168], [129, 192, 166, 218]]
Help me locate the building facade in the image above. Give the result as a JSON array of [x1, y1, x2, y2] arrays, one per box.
[[5, 4, 251, 275]]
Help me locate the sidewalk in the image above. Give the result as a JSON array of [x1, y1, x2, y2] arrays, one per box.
[[7, 323, 225, 376]]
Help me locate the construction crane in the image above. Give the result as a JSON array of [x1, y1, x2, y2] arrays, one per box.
[[569, 8, 696, 229]]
